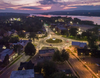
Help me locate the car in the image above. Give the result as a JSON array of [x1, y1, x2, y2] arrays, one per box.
[[66, 41, 69, 43], [50, 44, 52, 46]]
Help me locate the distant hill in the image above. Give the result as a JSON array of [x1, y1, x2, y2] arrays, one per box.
[[39, 10, 100, 17], [0, 13, 29, 17]]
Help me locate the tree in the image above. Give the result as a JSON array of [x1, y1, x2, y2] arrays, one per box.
[[87, 35, 98, 50], [34, 62, 43, 73], [81, 32, 87, 39], [69, 27, 78, 37], [14, 44, 22, 55], [52, 50, 62, 62], [42, 60, 57, 77], [61, 49, 69, 61], [18, 31, 26, 38], [29, 32, 38, 40], [25, 42, 36, 56], [9, 36, 19, 43], [3, 54, 9, 65], [52, 50, 69, 62]]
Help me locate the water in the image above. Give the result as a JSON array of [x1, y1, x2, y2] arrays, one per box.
[[30, 14, 100, 25]]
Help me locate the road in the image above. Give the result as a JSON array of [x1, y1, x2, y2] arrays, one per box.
[[44, 26, 94, 78], [69, 53, 93, 78], [0, 54, 30, 78]]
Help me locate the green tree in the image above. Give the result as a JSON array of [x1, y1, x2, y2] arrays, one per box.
[[29, 32, 38, 40], [18, 31, 26, 38], [3, 54, 9, 65], [69, 27, 78, 37], [34, 62, 43, 73], [14, 44, 22, 55], [87, 35, 98, 50], [53, 50, 69, 62], [81, 32, 87, 39], [9, 36, 19, 43], [25, 42, 36, 56], [43, 60, 57, 77], [61, 49, 69, 61]]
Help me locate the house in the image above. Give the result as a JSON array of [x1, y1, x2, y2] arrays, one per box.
[[0, 49, 18, 62], [18, 60, 34, 70], [25, 32, 30, 38], [11, 40, 30, 51], [36, 31, 45, 37], [10, 69, 43, 78], [39, 49, 55, 59], [10, 69, 35, 78], [77, 48, 91, 56], [51, 23, 56, 28], [55, 26, 67, 34], [72, 41, 87, 48]]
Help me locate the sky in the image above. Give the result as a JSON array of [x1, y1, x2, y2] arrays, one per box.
[[0, 0, 100, 13]]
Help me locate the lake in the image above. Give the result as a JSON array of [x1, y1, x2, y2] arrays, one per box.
[[30, 14, 100, 25]]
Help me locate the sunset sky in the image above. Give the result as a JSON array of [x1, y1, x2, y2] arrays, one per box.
[[0, 0, 100, 13]]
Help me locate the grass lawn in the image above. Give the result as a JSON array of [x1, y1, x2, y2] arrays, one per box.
[[46, 38, 62, 43]]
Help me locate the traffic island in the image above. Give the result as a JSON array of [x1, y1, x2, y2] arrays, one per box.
[[46, 38, 62, 43]]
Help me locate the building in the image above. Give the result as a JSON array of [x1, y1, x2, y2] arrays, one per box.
[[55, 26, 67, 34], [72, 41, 87, 48], [18, 60, 34, 70], [10, 69, 35, 78], [70, 24, 94, 35], [11, 40, 30, 51], [77, 48, 91, 56], [10, 60, 43, 78], [39, 49, 55, 59], [0, 49, 18, 62]]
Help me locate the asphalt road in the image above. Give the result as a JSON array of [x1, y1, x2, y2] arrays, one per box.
[[69, 53, 93, 78], [0, 54, 30, 78]]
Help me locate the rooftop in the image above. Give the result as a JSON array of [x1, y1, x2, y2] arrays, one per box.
[[0, 49, 14, 62], [57, 26, 67, 30], [39, 49, 55, 54], [10, 69, 34, 78], [72, 41, 87, 48]]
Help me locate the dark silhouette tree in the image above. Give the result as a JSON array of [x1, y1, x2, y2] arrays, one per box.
[[61, 49, 69, 61], [9, 36, 19, 43], [53, 50, 69, 62], [69, 27, 78, 37], [25, 42, 36, 56], [3, 54, 9, 65], [42, 60, 57, 77], [52, 50, 62, 62], [29, 32, 38, 41], [87, 35, 98, 51]]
